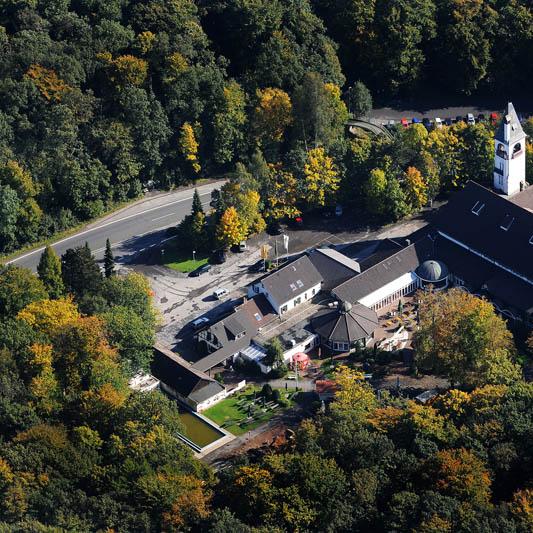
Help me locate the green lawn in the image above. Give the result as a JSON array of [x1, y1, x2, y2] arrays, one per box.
[[203, 386, 296, 436], [161, 245, 209, 273]]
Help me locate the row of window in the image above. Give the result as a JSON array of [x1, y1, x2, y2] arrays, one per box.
[[371, 280, 420, 311]]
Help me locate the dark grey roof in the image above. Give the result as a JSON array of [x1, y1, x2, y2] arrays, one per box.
[[308, 248, 359, 291], [358, 239, 404, 271], [333, 238, 432, 303], [312, 303, 378, 343], [495, 102, 525, 144], [416, 260, 449, 282], [434, 181, 533, 281], [256, 255, 323, 306], [484, 271, 533, 314], [192, 295, 276, 372], [151, 344, 224, 405], [223, 315, 246, 338]]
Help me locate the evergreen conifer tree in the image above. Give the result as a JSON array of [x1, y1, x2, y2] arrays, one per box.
[[61, 245, 103, 299], [104, 238, 115, 278], [192, 188, 204, 215], [37, 245, 64, 299]]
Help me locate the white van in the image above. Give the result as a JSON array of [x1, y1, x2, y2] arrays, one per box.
[[213, 288, 229, 300], [239, 241, 247, 252], [434, 117, 443, 129], [467, 113, 475, 125]]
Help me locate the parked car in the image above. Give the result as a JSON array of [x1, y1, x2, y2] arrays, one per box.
[[248, 260, 265, 273], [335, 204, 343, 217], [477, 113, 486, 122], [189, 263, 211, 277], [213, 288, 229, 300], [210, 249, 226, 265], [412, 117, 422, 124], [387, 119, 396, 129], [401, 118, 409, 128], [456, 115, 465, 123], [444, 117, 453, 126], [434, 117, 443, 129], [422, 117, 432, 130], [239, 240, 247, 252], [467, 113, 475, 125], [490, 112, 500, 125], [192, 317, 209, 330], [288, 216, 303, 228]]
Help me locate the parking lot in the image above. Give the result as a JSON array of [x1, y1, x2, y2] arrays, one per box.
[[132, 208, 434, 358]]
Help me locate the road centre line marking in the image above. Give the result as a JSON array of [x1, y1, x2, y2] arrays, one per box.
[[7, 190, 214, 264], [151, 213, 175, 222]]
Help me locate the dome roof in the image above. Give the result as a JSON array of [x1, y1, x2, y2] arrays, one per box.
[[416, 259, 449, 282]]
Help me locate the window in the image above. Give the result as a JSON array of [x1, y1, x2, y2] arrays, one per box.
[[253, 285, 259, 293], [312, 288, 316, 295], [529, 235, 533, 245], [500, 214, 514, 231], [280, 305, 288, 314], [254, 313, 262, 321], [294, 297, 302, 306], [471, 201, 485, 215]]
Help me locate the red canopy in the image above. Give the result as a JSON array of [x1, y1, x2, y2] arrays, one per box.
[[292, 352, 310, 369]]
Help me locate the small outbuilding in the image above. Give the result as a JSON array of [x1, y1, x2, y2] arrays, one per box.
[[312, 301, 379, 352]]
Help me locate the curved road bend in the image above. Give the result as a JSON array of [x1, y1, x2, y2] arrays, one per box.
[[8, 181, 223, 272]]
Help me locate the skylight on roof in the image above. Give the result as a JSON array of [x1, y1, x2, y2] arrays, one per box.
[[290, 283, 297, 291], [471, 201, 485, 215], [296, 279, 304, 288], [529, 235, 533, 245], [254, 313, 262, 321], [500, 214, 515, 231]]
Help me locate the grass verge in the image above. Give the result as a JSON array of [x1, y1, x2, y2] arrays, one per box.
[[161, 245, 209, 273]]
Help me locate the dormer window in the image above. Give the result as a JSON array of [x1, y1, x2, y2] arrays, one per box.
[[471, 201, 485, 215], [500, 214, 514, 231], [529, 235, 533, 245]]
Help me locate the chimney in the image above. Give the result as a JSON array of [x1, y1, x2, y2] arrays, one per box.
[[405, 238, 411, 246]]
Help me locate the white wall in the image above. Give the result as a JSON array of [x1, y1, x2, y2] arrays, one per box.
[[277, 282, 321, 315], [282, 333, 319, 363], [197, 388, 228, 412], [359, 272, 419, 309]]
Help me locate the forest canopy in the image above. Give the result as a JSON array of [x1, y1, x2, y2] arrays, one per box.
[[1, 1, 531, 254]]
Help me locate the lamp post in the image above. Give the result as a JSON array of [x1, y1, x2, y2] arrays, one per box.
[[192, 250, 196, 263]]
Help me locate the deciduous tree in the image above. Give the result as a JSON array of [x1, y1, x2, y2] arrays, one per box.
[[303, 147, 340, 207], [216, 207, 246, 248]]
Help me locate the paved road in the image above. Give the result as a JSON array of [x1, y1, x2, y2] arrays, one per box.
[[368, 106, 499, 123], [8, 181, 222, 271]]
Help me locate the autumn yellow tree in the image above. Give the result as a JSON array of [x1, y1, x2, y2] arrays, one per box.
[[265, 163, 301, 220], [17, 298, 80, 337], [431, 448, 492, 506], [101, 54, 148, 88], [303, 147, 340, 207], [332, 365, 377, 416], [404, 166, 428, 210], [25, 64, 71, 102], [27, 344, 60, 414], [179, 122, 201, 174], [216, 206, 246, 248], [253, 87, 293, 144], [414, 289, 520, 387]]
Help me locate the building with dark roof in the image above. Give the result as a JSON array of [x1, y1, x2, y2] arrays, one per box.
[[151, 344, 226, 412], [247, 255, 322, 314], [194, 294, 276, 372], [308, 247, 361, 290], [312, 301, 379, 352]]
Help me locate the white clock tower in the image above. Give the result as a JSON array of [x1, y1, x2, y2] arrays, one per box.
[[494, 102, 526, 196]]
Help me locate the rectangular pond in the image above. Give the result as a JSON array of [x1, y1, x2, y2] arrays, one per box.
[[178, 408, 225, 449]]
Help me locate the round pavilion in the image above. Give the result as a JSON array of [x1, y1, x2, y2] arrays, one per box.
[[312, 301, 379, 352], [415, 259, 449, 290]]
